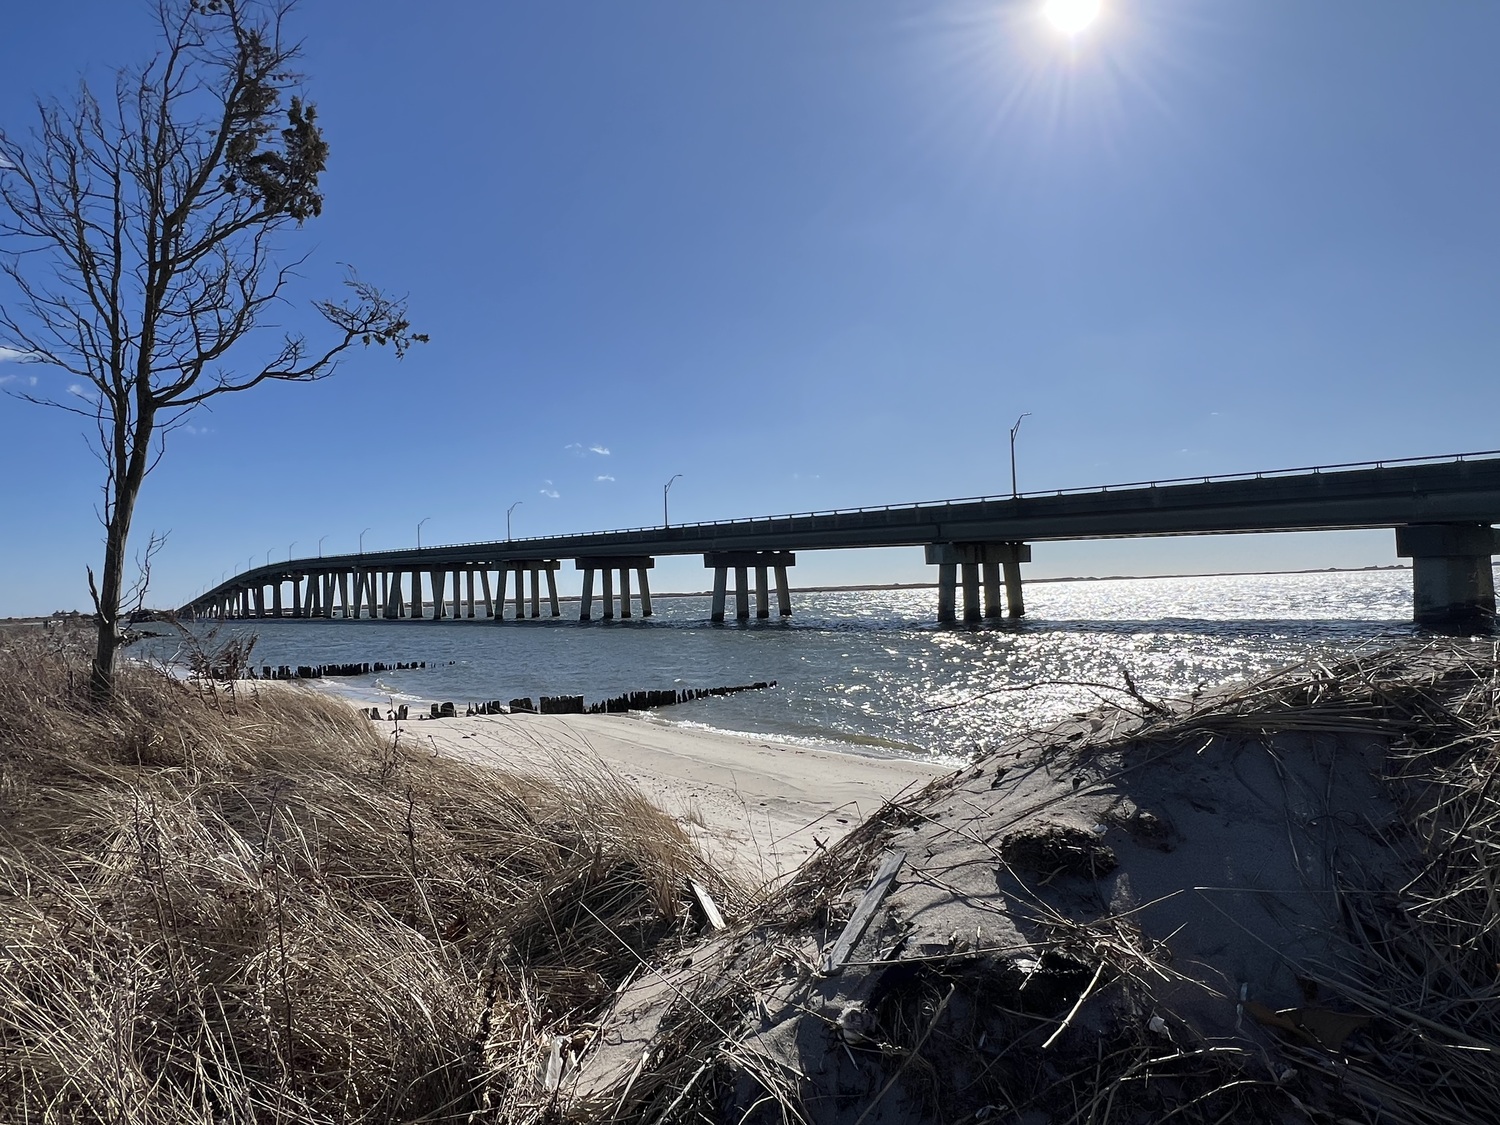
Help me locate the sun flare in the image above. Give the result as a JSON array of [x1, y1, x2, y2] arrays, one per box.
[[1043, 0, 1101, 36]]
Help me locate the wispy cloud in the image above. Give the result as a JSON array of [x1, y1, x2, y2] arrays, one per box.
[[0, 346, 33, 363], [540, 479, 560, 499], [565, 441, 611, 457], [595, 474, 615, 482], [182, 423, 214, 436], [589, 444, 610, 456]]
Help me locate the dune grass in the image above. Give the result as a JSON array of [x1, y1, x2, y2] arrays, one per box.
[[0, 625, 748, 1123]]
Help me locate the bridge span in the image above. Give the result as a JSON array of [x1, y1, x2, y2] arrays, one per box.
[[182, 451, 1500, 630]]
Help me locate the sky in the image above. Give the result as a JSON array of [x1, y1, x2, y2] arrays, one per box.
[[1, 0, 1498, 615]]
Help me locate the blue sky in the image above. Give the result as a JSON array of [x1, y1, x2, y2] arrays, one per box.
[[2, 1, 1497, 615]]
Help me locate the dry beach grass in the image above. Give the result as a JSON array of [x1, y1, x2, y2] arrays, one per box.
[[0, 625, 748, 1122]]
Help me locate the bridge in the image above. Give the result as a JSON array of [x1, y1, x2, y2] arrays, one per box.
[[181, 451, 1500, 630]]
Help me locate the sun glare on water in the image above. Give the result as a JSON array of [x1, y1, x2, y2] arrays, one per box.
[[1043, 0, 1102, 36]]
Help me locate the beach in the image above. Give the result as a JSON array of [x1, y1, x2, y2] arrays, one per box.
[[367, 706, 953, 885]]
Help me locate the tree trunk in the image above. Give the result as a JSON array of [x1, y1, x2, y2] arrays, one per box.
[[89, 410, 153, 706], [90, 514, 128, 705]]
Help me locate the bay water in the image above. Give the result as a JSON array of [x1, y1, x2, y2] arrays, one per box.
[[145, 570, 1422, 765]]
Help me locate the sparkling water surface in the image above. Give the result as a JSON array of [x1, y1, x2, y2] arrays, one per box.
[[144, 571, 1418, 764]]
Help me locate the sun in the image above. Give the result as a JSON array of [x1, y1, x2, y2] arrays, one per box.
[[1042, 0, 1102, 36]]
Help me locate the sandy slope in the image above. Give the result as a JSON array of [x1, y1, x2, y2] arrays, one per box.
[[551, 643, 1500, 1124]]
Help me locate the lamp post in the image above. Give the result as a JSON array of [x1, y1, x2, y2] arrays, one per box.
[[359, 527, 371, 554], [663, 473, 683, 529], [318, 534, 328, 558], [288, 542, 296, 562], [417, 517, 430, 548], [1009, 413, 1031, 499], [266, 548, 273, 566], [248, 555, 254, 573], [507, 501, 522, 542]]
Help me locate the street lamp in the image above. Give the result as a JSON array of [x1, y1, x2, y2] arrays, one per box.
[[417, 517, 430, 548], [506, 501, 522, 541], [266, 548, 273, 566], [248, 555, 254, 573], [359, 527, 371, 553], [288, 541, 296, 562], [1009, 413, 1031, 499], [318, 534, 328, 557], [663, 473, 683, 528]]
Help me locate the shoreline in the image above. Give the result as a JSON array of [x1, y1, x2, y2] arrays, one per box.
[[311, 674, 951, 767], [349, 701, 952, 884]]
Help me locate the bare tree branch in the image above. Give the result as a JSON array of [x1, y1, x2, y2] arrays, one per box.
[[0, 0, 425, 703]]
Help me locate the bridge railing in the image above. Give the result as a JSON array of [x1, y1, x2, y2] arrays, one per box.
[[401, 448, 1500, 555]]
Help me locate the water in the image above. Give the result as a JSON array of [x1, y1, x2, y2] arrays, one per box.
[[141, 571, 1420, 765]]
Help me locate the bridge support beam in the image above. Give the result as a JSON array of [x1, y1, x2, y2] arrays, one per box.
[[576, 557, 655, 621], [1396, 524, 1498, 631], [497, 561, 561, 619], [410, 570, 424, 619], [926, 543, 1030, 624], [704, 552, 795, 622], [364, 570, 380, 619]]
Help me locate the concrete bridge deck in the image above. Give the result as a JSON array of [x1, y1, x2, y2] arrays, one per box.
[[183, 451, 1500, 629]]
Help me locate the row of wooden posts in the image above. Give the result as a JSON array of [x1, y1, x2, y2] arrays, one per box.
[[363, 680, 778, 721]]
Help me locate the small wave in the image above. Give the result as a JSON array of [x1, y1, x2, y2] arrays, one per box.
[[647, 714, 962, 767]]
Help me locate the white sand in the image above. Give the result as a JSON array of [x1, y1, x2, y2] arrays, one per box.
[[382, 709, 952, 887]]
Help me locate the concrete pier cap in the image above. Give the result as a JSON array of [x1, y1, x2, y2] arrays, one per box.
[[922, 543, 1032, 567], [1395, 523, 1498, 632]]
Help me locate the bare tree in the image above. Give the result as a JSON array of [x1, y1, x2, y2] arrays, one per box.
[[0, 0, 425, 703]]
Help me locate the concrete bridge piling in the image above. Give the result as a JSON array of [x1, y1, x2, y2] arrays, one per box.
[[705, 551, 794, 622], [925, 542, 1030, 623], [486, 561, 561, 620], [1395, 524, 1498, 631], [577, 557, 654, 621]]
